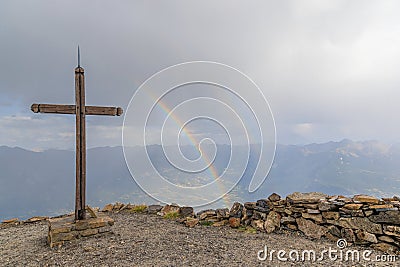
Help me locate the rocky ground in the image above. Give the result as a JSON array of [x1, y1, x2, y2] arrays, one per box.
[[0, 212, 398, 266]]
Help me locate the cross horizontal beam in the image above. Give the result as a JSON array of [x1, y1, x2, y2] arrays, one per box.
[[31, 104, 123, 116]]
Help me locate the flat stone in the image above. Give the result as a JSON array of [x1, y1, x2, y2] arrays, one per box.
[[198, 210, 216, 220], [75, 220, 89, 231], [353, 195, 380, 204], [302, 213, 323, 224], [369, 210, 400, 224], [289, 207, 305, 213], [378, 235, 396, 243], [25, 216, 48, 223], [268, 193, 281, 202], [286, 224, 298, 231], [287, 192, 327, 204], [339, 208, 364, 217], [318, 202, 333, 211], [364, 210, 374, 217], [284, 209, 292, 215], [244, 202, 257, 210], [306, 209, 320, 214], [98, 226, 112, 233], [294, 203, 319, 209], [383, 225, 400, 237], [356, 230, 378, 243], [337, 196, 352, 203], [330, 201, 345, 207], [369, 204, 394, 209], [273, 206, 285, 213], [322, 211, 340, 220], [216, 208, 230, 219], [280, 216, 296, 225], [2, 218, 19, 224], [256, 199, 270, 209], [80, 228, 98, 237], [336, 217, 382, 234], [50, 231, 78, 242], [296, 218, 327, 239], [343, 203, 363, 210], [88, 218, 107, 229]]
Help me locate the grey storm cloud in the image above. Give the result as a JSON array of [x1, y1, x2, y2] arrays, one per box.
[[1, 0, 400, 149]]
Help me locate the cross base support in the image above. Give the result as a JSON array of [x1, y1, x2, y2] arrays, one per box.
[[47, 209, 114, 248]]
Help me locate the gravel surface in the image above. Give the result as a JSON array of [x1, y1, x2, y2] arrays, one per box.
[[0, 212, 398, 266]]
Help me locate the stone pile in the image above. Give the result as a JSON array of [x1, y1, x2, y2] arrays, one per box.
[[196, 192, 399, 253], [108, 192, 397, 253], [2, 192, 399, 252], [47, 210, 114, 248]]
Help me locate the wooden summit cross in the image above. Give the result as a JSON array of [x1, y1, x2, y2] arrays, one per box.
[[31, 48, 123, 220]]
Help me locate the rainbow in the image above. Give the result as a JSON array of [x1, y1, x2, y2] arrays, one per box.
[[147, 91, 232, 208]]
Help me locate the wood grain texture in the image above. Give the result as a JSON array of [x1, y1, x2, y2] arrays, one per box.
[[30, 104, 123, 116]]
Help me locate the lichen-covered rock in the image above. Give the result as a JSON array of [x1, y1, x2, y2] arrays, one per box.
[[179, 207, 194, 218], [369, 210, 400, 224], [287, 192, 327, 204], [322, 211, 340, 220], [336, 217, 382, 234], [229, 202, 243, 218], [280, 216, 296, 225], [356, 230, 378, 243], [264, 211, 281, 233], [341, 228, 356, 242], [268, 193, 281, 202], [251, 219, 264, 231], [216, 208, 230, 219], [198, 210, 216, 220], [302, 213, 323, 224], [296, 218, 327, 239]]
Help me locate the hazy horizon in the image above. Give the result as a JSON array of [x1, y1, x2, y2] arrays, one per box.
[[1, 1, 400, 151]]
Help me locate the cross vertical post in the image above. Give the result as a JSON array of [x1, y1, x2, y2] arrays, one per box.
[[31, 49, 123, 222], [75, 65, 86, 220]]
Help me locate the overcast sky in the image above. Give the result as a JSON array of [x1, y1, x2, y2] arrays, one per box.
[[1, 0, 400, 150]]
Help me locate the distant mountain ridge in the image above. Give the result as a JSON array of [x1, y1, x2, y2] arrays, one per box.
[[1, 139, 399, 221]]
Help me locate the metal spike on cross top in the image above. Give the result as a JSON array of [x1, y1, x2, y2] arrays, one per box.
[[31, 47, 123, 220]]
